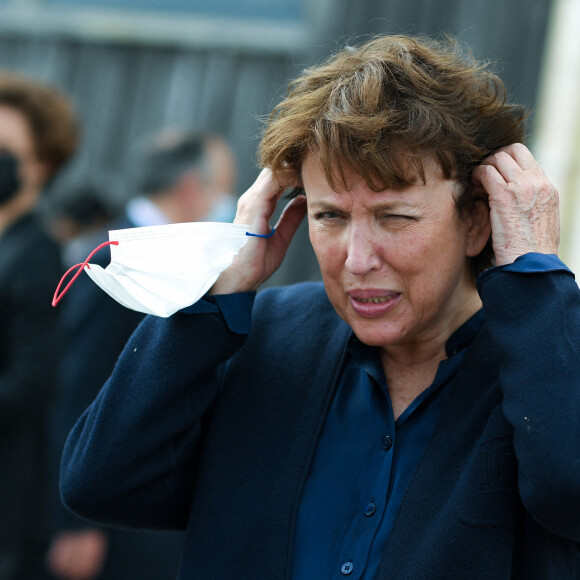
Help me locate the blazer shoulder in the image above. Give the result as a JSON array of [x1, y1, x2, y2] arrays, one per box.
[[257, 280, 329, 303], [249, 282, 347, 350], [255, 282, 336, 322]]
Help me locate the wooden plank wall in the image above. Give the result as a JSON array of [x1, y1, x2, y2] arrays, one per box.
[[0, 0, 553, 285]]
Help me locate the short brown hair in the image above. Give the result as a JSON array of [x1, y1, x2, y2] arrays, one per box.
[[259, 34, 529, 277], [0, 72, 79, 178]]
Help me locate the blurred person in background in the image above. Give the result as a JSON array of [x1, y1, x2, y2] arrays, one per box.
[[45, 129, 237, 580], [0, 72, 79, 580], [124, 128, 237, 227], [47, 181, 118, 268]]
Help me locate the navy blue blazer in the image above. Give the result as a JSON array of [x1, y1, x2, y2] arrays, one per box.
[[61, 263, 580, 579]]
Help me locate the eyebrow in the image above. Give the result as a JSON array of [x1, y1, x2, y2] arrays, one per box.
[[308, 199, 418, 211]]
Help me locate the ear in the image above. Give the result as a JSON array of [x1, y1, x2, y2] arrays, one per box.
[[464, 198, 491, 258]]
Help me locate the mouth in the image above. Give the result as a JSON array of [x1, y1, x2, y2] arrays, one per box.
[[348, 290, 401, 318], [356, 296, 391, 304]]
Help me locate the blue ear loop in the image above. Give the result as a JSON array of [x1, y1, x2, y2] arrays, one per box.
[[246, 228, 276, 239]]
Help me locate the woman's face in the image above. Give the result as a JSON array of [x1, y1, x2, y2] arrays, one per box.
[[304, 153, 487, 353]]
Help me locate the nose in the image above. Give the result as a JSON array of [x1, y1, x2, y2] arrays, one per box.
[[344, 225, 383, 276]]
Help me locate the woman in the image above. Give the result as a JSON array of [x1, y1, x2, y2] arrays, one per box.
[[61, 35, 579, 579]]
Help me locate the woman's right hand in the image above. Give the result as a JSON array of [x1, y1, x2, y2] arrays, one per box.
[[210, 168, 307, 294]]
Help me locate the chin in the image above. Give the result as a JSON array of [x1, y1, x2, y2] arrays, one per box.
[[349, 321, 407, 348]]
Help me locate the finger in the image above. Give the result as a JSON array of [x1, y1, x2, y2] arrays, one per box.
[[480, 143, 538, 178], [253, 168, 286, 201], [248, 169, 302, 234], [234, 169, 283, 230], [496, 142, 537, 171], [471, 163, 507, 196], [480, 150, 524, 184], [273, 167, 302, 191], [274, 196, 307, 243]]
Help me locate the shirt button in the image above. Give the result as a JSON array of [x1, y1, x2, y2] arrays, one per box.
[[364, 502, 376, 516], [341, 561, 355, 575], [382, 434, 393, 450]]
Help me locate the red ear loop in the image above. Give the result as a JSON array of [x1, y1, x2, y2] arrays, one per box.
[[52, 240, 119, 307]]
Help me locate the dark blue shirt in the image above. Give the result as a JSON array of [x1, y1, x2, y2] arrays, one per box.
[[185, 253, 570, 579], [290, 311, 482, 580]]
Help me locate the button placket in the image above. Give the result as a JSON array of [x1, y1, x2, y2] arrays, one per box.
[[330, 371, 395, 580]]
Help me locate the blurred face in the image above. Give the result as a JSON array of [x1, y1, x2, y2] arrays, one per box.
[[304, 153, 484, 353], [0, 104, 47, 200]]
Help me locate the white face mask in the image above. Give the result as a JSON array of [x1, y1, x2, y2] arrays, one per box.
[[53, 222, 253, 318]]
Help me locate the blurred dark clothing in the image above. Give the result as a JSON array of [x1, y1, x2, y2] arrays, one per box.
[[0, 211, 64, 580], [49, 213, 184, 580]]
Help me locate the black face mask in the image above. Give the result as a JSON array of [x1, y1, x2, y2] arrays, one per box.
[[0, 152, 21, 205]]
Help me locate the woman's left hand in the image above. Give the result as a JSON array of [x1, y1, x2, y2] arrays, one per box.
[[471, 143, 560, 266]]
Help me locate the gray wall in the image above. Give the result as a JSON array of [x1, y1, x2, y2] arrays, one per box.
[[0, 0, 553, 286]]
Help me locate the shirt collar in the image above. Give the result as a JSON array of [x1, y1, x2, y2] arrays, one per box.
[[347, 309, 484, 423], [445, 309, 484, 358]]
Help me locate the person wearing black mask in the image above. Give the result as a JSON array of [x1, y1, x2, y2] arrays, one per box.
[[0, 72, 79, 580]]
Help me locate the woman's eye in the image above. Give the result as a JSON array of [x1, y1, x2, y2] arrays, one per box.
[[381, 214, 415, 223], [315, 211, 342, 220]]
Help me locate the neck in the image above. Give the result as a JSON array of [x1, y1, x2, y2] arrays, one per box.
[[381, 351, 446, 421]]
